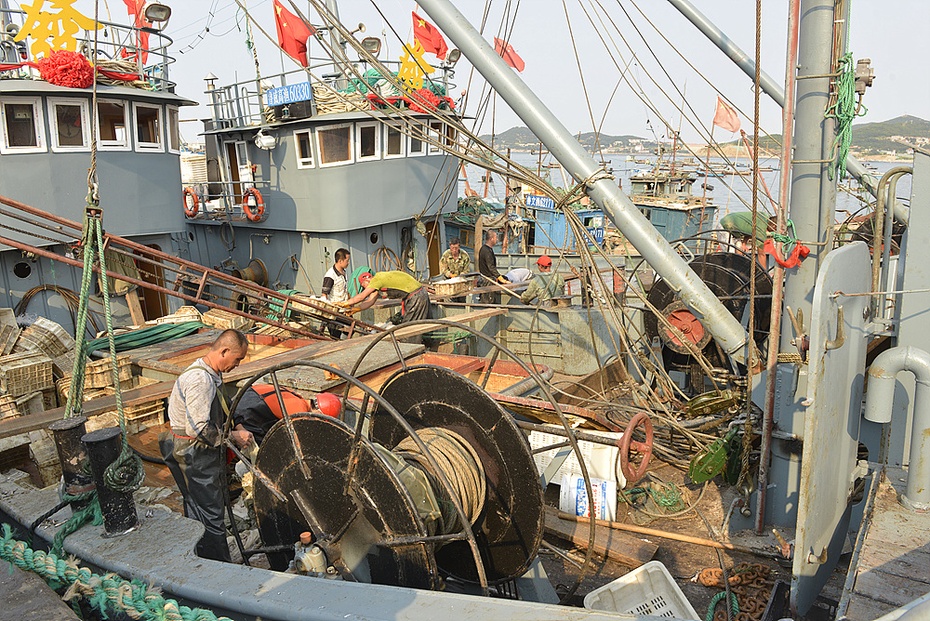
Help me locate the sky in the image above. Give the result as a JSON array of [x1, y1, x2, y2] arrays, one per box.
[[60, 1, 930, 145]]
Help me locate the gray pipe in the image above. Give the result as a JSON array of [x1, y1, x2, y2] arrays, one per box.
[[417, 0, 750, 365], [666, 0, 909, 226], [864, 346, 930, 510]]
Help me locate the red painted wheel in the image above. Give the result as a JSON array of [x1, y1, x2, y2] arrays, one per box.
[[660, 301, 712, 354], [619, 412, 654, 485]]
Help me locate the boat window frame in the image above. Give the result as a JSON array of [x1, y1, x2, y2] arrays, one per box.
[[47, 97, 91, 153], [166, 105, 180, 154], [132, 101, 164, 152], [0, 96, 47, 155], [293, 128, 316, 169], [383, 123, 406, 159], [427, 120, 443, 155], [355, 121, 381, 162], [96, 98, 131, 151], [316, 122, 354, 168], [407, 123, 426, 157]]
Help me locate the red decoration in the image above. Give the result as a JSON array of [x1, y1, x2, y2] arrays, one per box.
[[37, 51, 94, 88], [763, 238, 811, 269]]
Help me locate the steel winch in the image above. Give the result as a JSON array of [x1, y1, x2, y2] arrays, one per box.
[[247, 363, 544, 591]]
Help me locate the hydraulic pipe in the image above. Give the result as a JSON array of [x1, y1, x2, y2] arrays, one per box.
[[864, 346, 930, 510], [758, 0, 801, 535], [666, 0, 909, 226], [418, 0, 751, 365], [871, 168, 912, 311]]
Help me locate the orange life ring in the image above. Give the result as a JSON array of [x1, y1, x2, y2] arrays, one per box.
[[182, 187, 199, 217], [242, 188, 265, 222]]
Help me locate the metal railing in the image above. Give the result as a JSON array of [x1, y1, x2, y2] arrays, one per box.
[[205, 57, 457, 130], [185, 179, 272, 222], [0, 8, 176, 91]]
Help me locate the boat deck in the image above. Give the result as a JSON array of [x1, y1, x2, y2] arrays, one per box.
[[841, 468, 930, 620]]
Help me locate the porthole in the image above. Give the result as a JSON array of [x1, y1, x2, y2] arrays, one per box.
[[370, 232, 379, 244], [13, 262, 31, 279]]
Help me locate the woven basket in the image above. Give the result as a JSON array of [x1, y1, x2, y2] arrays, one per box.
[[433, 277, 473, 297]]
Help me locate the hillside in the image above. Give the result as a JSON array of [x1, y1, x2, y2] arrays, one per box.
[[480, 115, 929, 157]]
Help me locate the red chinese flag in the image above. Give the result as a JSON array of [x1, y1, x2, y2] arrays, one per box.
[[412, 12, 448, 60], [274, 0, 315, 66], [494, 37, 525, 72], [713, 96, 741, 133]]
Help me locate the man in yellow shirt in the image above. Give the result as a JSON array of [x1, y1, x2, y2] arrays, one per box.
[[340, 270, 430, 324]]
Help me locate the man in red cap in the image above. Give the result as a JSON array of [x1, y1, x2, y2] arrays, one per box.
[[520, 255, 565, 307]]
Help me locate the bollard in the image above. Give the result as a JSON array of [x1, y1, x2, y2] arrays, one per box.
[[49, 416, 94, 511], [82, 427, 138, 535]]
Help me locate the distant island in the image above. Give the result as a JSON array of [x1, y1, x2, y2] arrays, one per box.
[[479, 115, 928, 161]]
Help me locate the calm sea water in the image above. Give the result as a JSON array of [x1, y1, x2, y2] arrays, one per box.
[[460, 152, 912, 225]]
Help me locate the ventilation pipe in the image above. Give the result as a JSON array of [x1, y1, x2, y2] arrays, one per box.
[[864, 346, 930, 510]]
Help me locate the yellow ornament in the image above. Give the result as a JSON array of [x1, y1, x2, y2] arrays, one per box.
[[397, 40, 434, 92], [14, 0, 101, 60]]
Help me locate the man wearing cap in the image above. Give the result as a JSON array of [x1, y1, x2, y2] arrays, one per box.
[[520, 255, 565, 307], [339, 270, 431, 324]]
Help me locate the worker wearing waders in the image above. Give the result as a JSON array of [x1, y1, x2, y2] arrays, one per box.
[[159, 329, 252, 562]]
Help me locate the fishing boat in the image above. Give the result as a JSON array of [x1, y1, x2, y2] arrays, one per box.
[[0, 1, 929, 621]]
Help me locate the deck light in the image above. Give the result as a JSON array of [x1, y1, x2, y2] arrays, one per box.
[[143, 2, 172, 24], [446, 48, 461, 66], [360, 36, 381, 58]]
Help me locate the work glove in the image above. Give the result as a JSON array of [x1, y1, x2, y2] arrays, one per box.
[[497, 275, 510, 285]]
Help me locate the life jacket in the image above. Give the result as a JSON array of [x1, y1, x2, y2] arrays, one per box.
[[251, 384, 310, 418]]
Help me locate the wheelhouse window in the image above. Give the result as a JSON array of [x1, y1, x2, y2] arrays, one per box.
[[317, 123, 352, 167], [166, 106, 180, 153], [356, 122, 380, 161], [49, 99, 89, 151], [294, 129, 315, 168], [134, 103, 163, 150], [97, 100, 129, 150], [384, 124, 405, 159], [408, 125, 425, 157], [0, 97, 46, 154], [428, 120, 444, 155]]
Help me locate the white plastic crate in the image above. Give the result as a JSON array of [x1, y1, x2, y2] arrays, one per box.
[[583, 561, 699, 620]]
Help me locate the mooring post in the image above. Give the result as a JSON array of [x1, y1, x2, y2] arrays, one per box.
[[82, 427, 138, 535], [49, 416, 94, 511]]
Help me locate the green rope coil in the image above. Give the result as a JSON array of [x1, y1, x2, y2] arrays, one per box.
[[826, 52, 867, 180], [705, 590, 740, 621], [1, 524, 232, 621]]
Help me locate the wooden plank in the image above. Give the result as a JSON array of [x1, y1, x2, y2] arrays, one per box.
[[844, 595, 897, 621], [0, 307, 507, 439], [852, 567, 930, 608], [125, 290, 146, 326], [856, 545, 930, 582], [543, 512, 657, 568]]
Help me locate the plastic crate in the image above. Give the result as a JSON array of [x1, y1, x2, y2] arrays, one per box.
[[583, 561, 699, 620], [433, 277, 474, 297], [13, 317, 74, 358], [84, 355, 134, 389], [0, 351, 54, 397], [154, 305, 203, 325], [201, 308, 253, 332], [0, 309, 20, 356], [0, 392, 19, 420]]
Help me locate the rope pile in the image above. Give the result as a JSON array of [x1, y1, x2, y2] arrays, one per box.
[[826, 52, 866, 180], [394, 428, 486, 534], [0, 524, 231, 621]]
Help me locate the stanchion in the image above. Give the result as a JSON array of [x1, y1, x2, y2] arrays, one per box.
[[81, 427, 137, 535]]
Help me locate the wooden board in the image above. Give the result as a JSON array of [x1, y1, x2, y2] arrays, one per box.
[[0, 307, 508, 439], [544, 511, 657, 568]]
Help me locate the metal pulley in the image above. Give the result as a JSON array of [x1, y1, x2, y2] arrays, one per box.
[[644, 252, 772, 383]]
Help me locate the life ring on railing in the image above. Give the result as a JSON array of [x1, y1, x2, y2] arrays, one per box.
[[182, 187, 199, 218], [242, 188, 265, 222]]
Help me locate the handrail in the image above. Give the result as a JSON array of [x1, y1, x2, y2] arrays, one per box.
[[0, 7, 177, 91]]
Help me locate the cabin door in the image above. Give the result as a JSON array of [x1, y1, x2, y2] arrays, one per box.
[[224, 140, 252, 206], [423, 219, 442, 277], [134, 245, 169, 319]]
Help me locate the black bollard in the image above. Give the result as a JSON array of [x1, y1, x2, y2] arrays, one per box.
[[49, 416, 94, 511], [82, 427, 138, 535]]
